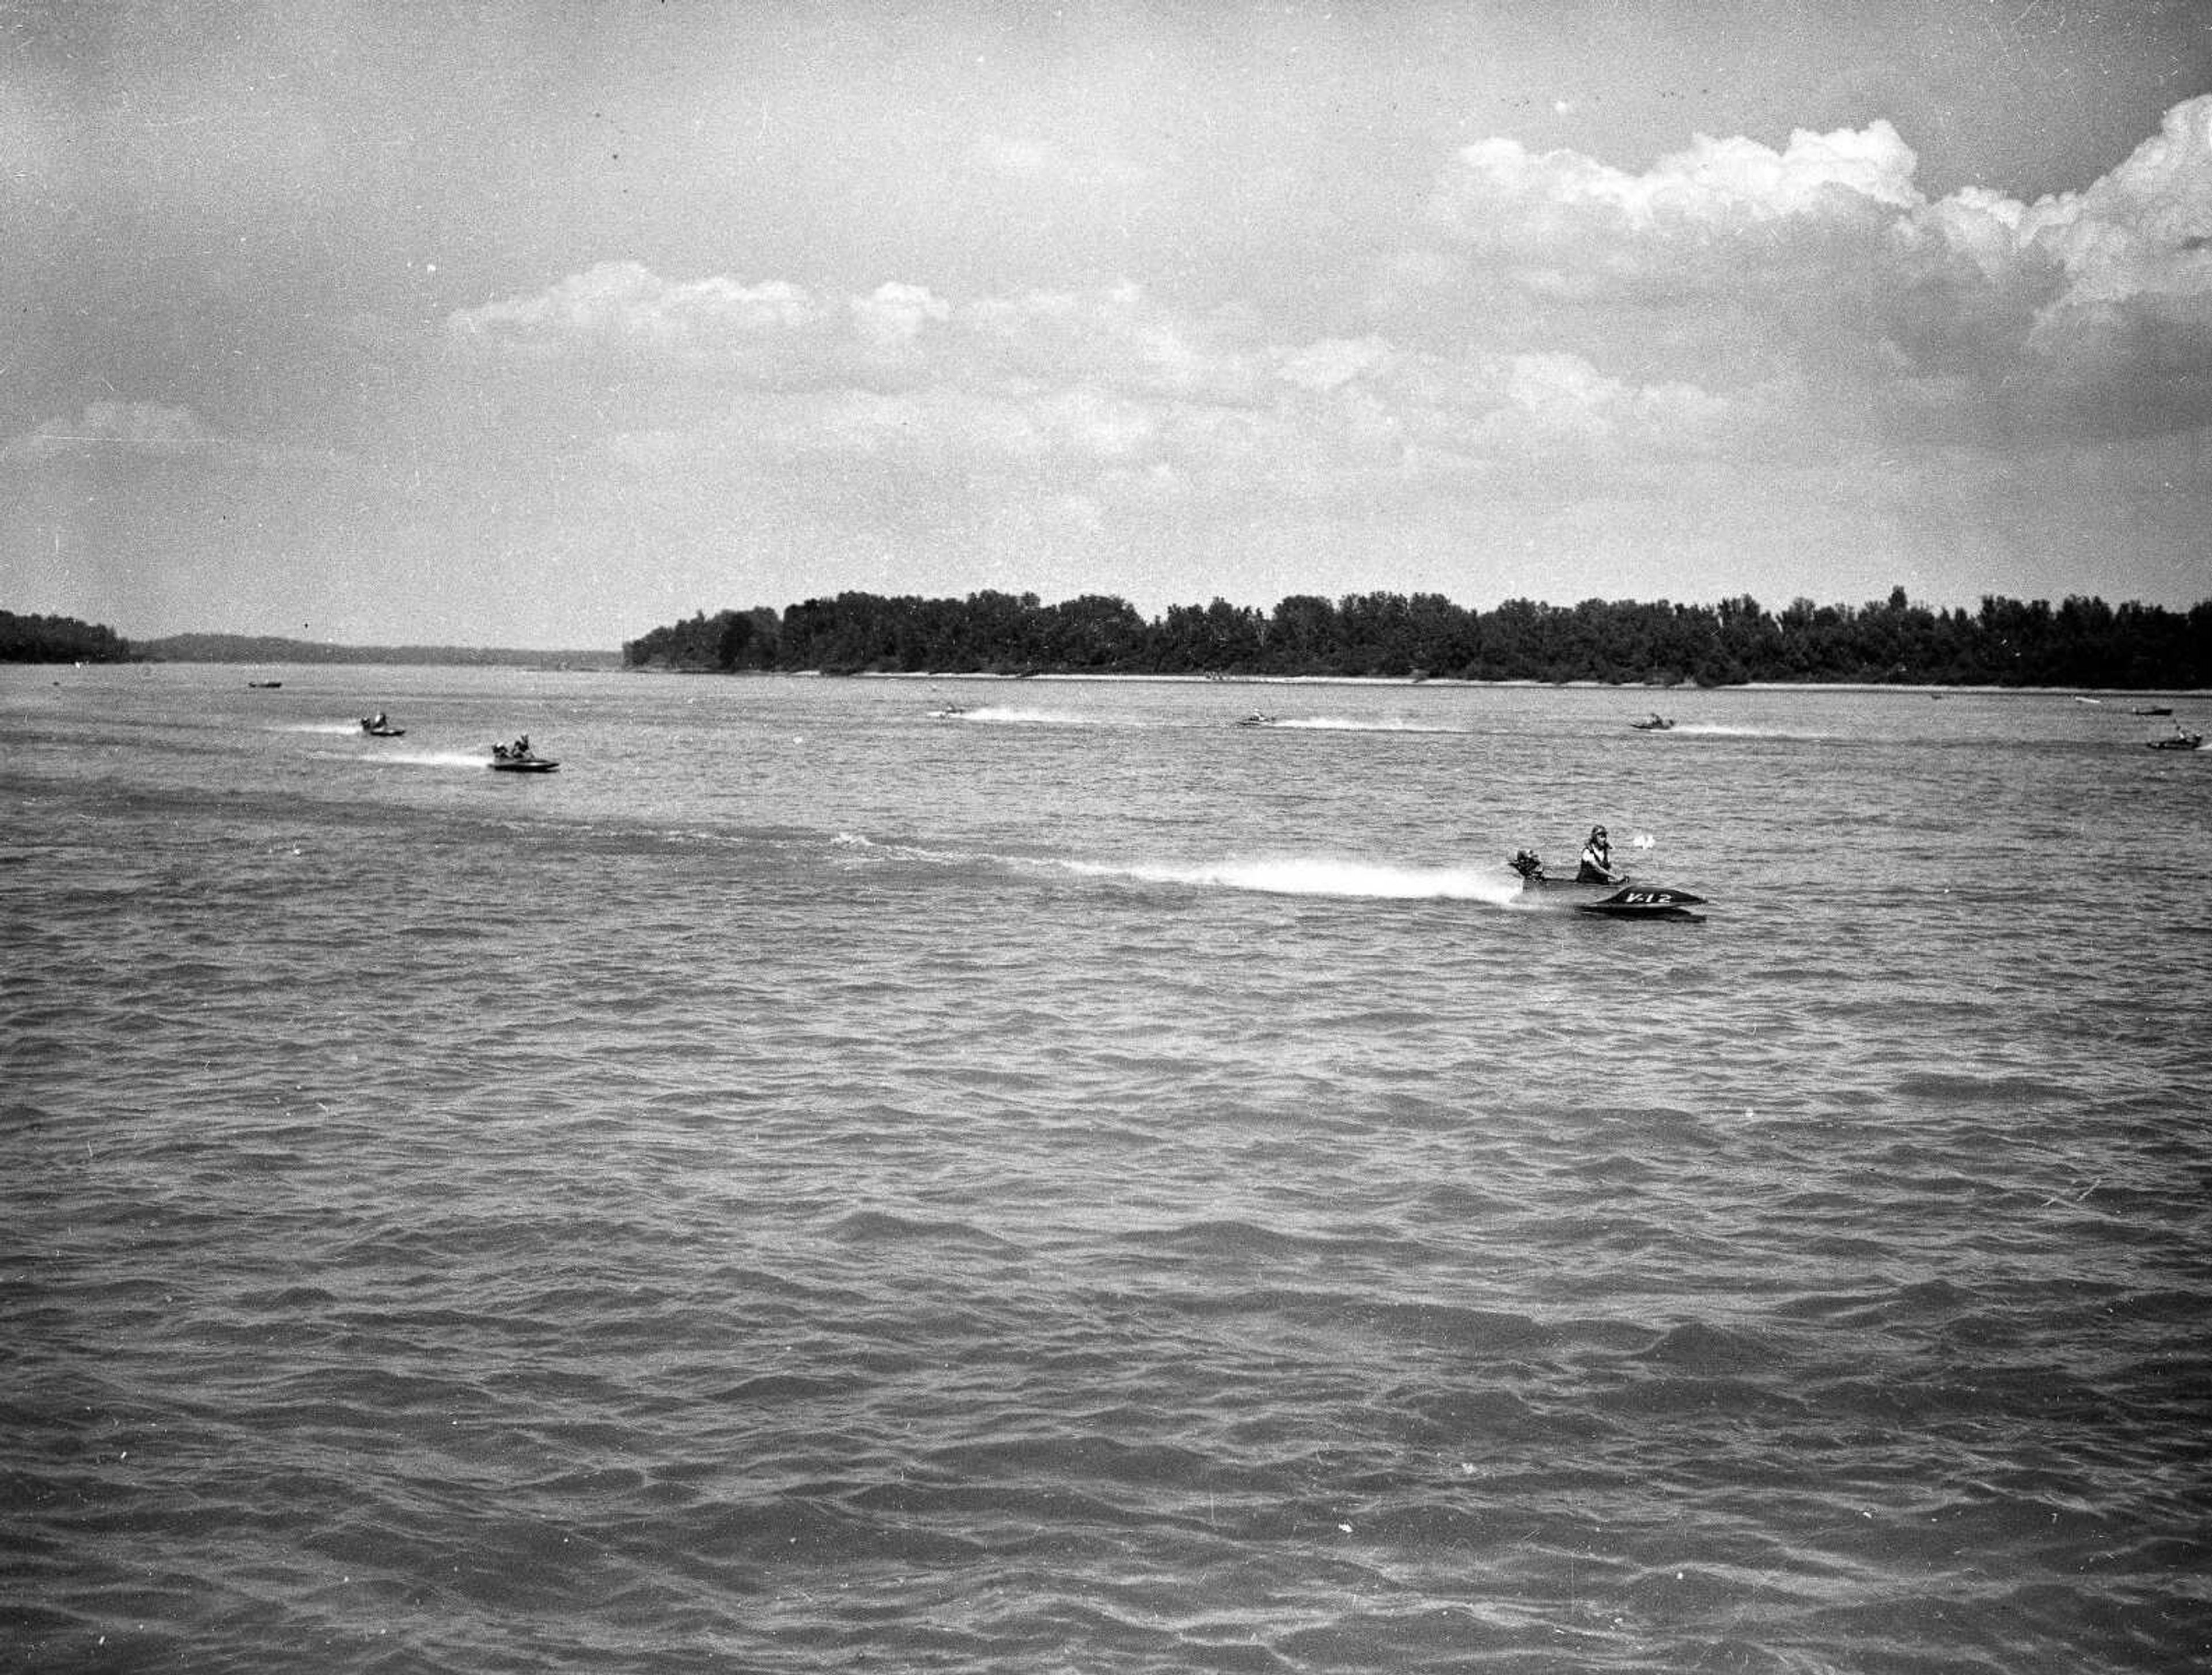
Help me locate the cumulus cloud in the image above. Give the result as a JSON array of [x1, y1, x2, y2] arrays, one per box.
[[433, 92, 2212, 554], [440, 247, 1767, 525], [850, 282, 953, 351], [448, 262, 825, 363], [2003, 99, 2212, 426], [2017, 98, 2212, 309], [1489, 352, 1733, 448], [1435, 119, 1921, 238], [1397, 95, 2212, 443], [449, 267, 1262, 403]]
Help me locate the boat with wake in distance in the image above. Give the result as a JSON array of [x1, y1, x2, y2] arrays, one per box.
[[488, 737, 559, 773]]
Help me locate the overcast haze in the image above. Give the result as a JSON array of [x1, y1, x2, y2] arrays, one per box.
[[6, 1, 2210, 651]]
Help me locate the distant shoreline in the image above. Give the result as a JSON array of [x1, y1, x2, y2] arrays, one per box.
[[127, 635, 620, 671], [22, 650, 2201, 698], [645, 668, 2212, 698]]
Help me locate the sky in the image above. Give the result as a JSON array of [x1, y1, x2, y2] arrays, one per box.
[[5, 1, 2211, 651]]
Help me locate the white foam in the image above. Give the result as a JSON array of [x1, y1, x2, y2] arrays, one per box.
[[830, 831, 1524, 906], [940, 706, 1119, 727], [369, 750, 494, 769], [1270, 716, 1461, 734], [1054, 854, 1522, 905]]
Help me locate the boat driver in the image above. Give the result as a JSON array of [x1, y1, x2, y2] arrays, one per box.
[[1577, 825, 1620, 883]]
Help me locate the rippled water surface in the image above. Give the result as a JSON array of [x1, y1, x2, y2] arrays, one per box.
[[6, 664, 2210, 1673]]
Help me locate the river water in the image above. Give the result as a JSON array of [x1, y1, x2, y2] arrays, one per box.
[[5, 664, 2209, 1674]]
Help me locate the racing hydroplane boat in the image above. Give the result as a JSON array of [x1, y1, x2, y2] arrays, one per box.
[[488, 740, 559, 772], [1508, 850, 1707, 921]]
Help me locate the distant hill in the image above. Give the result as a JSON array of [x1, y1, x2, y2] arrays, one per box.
[[137, 634, 619, 670]]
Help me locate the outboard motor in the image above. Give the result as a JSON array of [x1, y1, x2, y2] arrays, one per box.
[[1509, 849, 1544, 879]]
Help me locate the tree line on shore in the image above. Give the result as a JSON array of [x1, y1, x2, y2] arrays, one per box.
[[1, 610, 135, 663], [623, 588, 2212, 689], [13, 588, 2207, 687]]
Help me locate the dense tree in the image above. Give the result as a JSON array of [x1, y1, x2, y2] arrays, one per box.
[[622, 608, 780, 671], [0, 611, 136, 662], [619, 586, 2212, 689]]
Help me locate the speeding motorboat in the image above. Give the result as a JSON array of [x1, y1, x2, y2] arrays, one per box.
[[1630, 714, 1676, 732], [1508, 850, 1707, 921], [2146, 731, 2202, 752], [1234, 712, 1279, 728], [488, 739, 559, 772], [359, 716, 405, 737]]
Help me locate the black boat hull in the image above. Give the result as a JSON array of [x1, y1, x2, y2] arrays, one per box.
[[1518, 873, 1707, 921]]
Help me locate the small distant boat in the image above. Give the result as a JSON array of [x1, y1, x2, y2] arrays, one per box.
[[248, 679, 282, 689], [2133, 705, 2173, 717], [359, 716, 404, 737], [928, 701, 970, 718], [488, 739, 558, 772], [1234, 712, 1279, 728], [2146, 732, 2202, 752], [1630, 715, 1676, 732]]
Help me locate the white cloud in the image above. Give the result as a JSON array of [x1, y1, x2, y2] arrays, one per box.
[[2018, 98, 2212, 308], [448, 262, 824, 361], [448, 276, 1277, 430], [1486, 351, 1730, 448], [1902, 96, 2212, 431], [850, 282, 953, 351], [1393, 96, 2212, 444], [1434, 119, 1921, 241], [424, 91, 2212, 581], [1276, 336, 1393, 392]]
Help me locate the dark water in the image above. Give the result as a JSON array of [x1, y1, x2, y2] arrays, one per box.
[[6, 666, 2210, 1673]]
